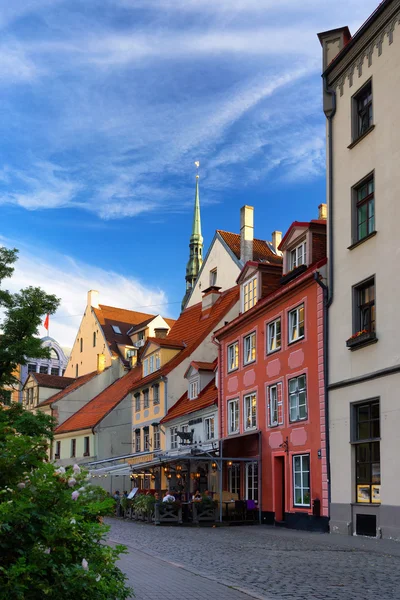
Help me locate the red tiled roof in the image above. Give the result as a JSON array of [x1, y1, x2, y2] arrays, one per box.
[[190, 361, 216, 371], [278, 219, 326, 250], [145, 337, 186, 350], [161, 379, 217, 424], [38, 371, 98, 407], [31, 373, 75, 389], [55, 366, 142, 434], [217, 230, 282, 265]]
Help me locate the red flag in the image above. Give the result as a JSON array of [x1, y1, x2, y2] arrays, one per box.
[[43, 314, 49, 331]]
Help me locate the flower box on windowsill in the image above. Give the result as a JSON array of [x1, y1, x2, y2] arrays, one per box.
[[280, 264, 307, 286], [346, 330, 377, 350]]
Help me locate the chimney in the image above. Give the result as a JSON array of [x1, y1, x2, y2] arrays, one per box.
[[202, 286, 222, 312], [317, 27, 351, 115], [154, 327, 168, 339], [97, 353, 106, 373], [240, 205, 254, 264], [129, 352, 138, 368], [271, 231, 282, 255], [318, 203, 327, 220], [87, 290, 99, 309]]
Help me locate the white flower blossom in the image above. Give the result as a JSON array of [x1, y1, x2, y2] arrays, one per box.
[[78, 487, 85, 492], [70, 518, 76, 525], [82, 558, 89, 571], [68, 478, 77, 488], [96, 574, 101, 582], [71, 491, 80, 501], [44, 548, 51, 554], [73, 464, 81, 474], [17, 482, 26, 489], [55, 467, 66, 475]]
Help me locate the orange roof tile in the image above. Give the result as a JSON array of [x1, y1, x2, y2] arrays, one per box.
[[146, 337, 186, 350], [190, 360, 216, 371], [217, 230, 282, 265], [55, 366, 142, 434], [31, 373, 75, 389], [161, 379, 217, 424], [38, 371, 98, 407]]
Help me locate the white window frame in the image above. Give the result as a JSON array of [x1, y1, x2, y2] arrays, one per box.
[[242, 276, 258, 312], [228, 398, 239, 435], [170, 426, 178, 449], [143, 427, 150, 451], [134, 393, 140, 412], [153, 425, 160, 450], [204, 416, 215, 440], [210, 268, 217, 287], [227, 341, 239, 372], [290, 240, 307, 270], [244, 393, 257, 430], [143, 358, 149, 377], [245, 462, 258, 502], [288, 304, 305, 343], [135, 430, 141, 453], [228, 463, 240, 495], [155, 352, 160, 370], [269, 385, 278, 427], [293, 454, 311, 507], [189, 379, 199, 399], [149, 355, 154, 373], [243, 332, 256, 365], [153, 384, 160, 405], [289, 375, 307, 422], [143, 389, 149, 409], [267, 318, 281, 354]]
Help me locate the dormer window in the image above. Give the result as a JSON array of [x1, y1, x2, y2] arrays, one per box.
[[242, 276, 257, 312], [143, 358, 149, 377], [189, 379, 199, 399], [112, 325, 122, 334], [290, 241, 307, 270]]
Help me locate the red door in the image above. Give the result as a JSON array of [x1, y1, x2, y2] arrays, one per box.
[[274, 456, 285, 522]]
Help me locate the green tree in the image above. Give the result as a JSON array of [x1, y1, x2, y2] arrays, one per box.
[[0, 403, 133, 599], [0, 247, 60, 402]]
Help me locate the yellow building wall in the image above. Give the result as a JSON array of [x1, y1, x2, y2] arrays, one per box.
[[133, 378, 167, 451], [54, 430, 96, 464]]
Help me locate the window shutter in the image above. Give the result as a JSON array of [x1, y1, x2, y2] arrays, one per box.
[[277, 382, 283, 425]]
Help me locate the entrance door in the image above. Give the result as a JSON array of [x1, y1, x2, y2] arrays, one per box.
[[274, 456, 285, 522]]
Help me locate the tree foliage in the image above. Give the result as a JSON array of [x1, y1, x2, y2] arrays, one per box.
[[0, 247, 60, 399], [0, 404, 133, 599]]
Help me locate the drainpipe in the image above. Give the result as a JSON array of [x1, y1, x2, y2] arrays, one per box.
[[323, 72, 336, 308]]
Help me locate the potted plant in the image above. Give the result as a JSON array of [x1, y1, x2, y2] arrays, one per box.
[[346, 329, 376, 349]]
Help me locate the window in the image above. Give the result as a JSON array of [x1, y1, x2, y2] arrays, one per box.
[[354, 176, 375, 242], [228, 399, 239, 434], [353, 400, 380, 504], [155, 352, 160, 370], [153, 424, 160, 450], [189, 380, 199, 399], [143, 359, 149, 377], [204, 416, 215, 440], [143, 389, 149, 409], [71, 439, 76, 458], [244, 393, 257, 430], [80, 338, 83, 353], [28, 364, 36, 373], [268, 384, 280, 427], [138, 330, 145, 341], [245, 462, 258, 502], [228, 463, 240, 495], [30, 387, 35, 405], [243, 277, 257, 312], [153, 384, 160, 405], [293, 454, 310, 507], [149, 356, 154, 373], [290, 241, 307, 270], [227, 342, 239, 372], [51, 367, 59, 376], [55, 440, 61, 459], [353, 80, 373, 140], [210, 268, 217, 286], [84, 436, 90, 457], [267, 318, 281, 354], [50, 348, 59, 360], [134, 393, 140, 412], [112, 325, 122, 334], [354, 278, 375, 334], [143, 427, 150, 451], [135, 429, 141, 453], [289, 375, 307, 422], [40, 366, 48, 374], [93, 331, 97, 347], [170, 427, 178, 450], [243, 332, 256, 365], [75, 364, 79, 378], [288, 304, 305, 343]]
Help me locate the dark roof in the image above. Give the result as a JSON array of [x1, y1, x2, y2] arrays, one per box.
[[31, 373, 75, 389], [38, 371, 98, 407]]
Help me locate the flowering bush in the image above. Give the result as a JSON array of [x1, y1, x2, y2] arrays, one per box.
[[0, 404, 133, 599]]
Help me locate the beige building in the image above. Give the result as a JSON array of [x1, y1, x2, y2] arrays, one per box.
[[64, 290, 174, 378], [319, 0, 400, 539]]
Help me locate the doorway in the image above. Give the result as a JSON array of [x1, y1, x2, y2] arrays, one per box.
[[274, 456, 286, 522]]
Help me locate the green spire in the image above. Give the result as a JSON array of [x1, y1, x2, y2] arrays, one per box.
[[182, 168, 204, 311]]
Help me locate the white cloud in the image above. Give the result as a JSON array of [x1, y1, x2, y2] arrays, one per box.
[[0, 239, 169, 347]]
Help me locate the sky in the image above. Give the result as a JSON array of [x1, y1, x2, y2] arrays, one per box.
[[0, 0, 379, 347]]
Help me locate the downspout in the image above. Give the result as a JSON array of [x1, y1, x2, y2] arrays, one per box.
[[212, 335, 224, 523]]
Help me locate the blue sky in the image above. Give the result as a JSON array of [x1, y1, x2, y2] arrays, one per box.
[[0, 0, 378, 346]]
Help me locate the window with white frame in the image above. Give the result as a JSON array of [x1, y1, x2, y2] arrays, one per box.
[[243, 276, 258, 312], [228, 463, 240, 495], [153, 384, 160, 405], [143, 427, 150, 451], [155, 352, 160, 370], [246, 462, 258, 502], [135, 430, 141, 453], [288, 304, 305, 343], [134, 393, 140, 412], [204, 416, 215, 440], [227, 341, 239, 372], [267, 318, 281, 354], [243, 332, 256, 365], [228, 399, 239, 434], [153, 424, 160, 450], [268, 384, 278, 427], [143, 358, 149, 377], [189, 379, 199, 399], [170, 426, 178, 449], [149, 356, 154, 373], [244, 393, 257, 430], [143, 389, 149, 409], [289, 375, 307, 422], [293, 454, 310, 507], [290, 241, 307, 270], [210, 268, 217, 286]]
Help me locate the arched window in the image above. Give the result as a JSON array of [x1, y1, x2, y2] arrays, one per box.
[[80, 338, 83, 353], [50, 348, 59, 360]]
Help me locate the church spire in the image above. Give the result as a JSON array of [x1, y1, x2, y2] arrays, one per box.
[[182, 162, 204, 311]]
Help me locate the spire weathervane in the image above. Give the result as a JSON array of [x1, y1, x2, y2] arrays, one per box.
[[194, 160, 200, 178]]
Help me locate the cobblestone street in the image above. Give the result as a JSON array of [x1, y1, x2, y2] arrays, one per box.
[[107, 519, 400, 599]]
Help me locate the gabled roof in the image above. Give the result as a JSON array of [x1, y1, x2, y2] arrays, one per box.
[[161, 379, 217, 424], [30, 373, 75, 390], [55, 366, 142, 434], [127, 316, 176, 336], [217, 230, 282, 265], [144, 337, 186, 351], [278, 219, 326, 250], [184, 360, 216, 379], [38, 371, 98, 407]]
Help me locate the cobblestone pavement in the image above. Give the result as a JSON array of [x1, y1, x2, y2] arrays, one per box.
[[107, 519, 400, 600]]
